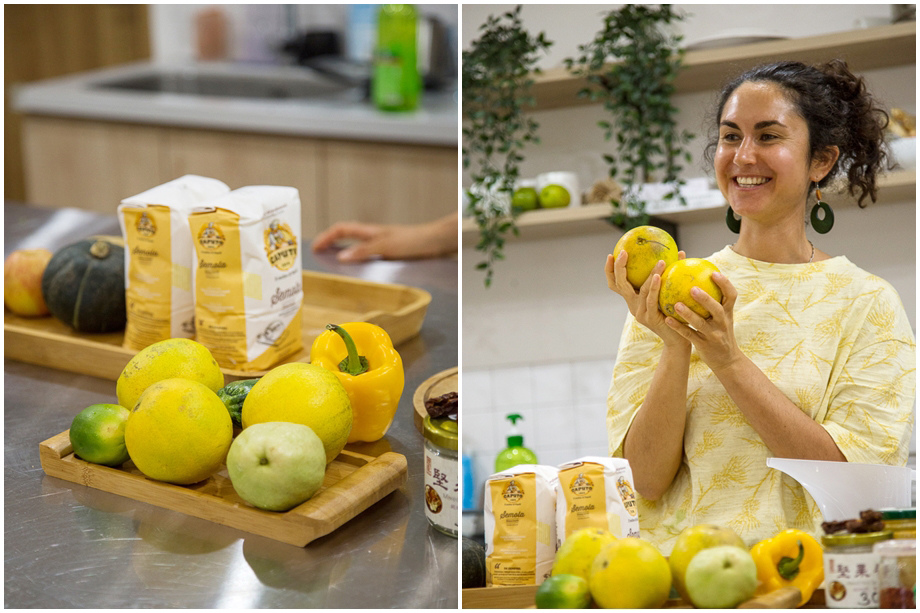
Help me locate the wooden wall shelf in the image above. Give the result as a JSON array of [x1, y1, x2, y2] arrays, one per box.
[[461, 170, 916, 245], [530, 22, 916, 111]]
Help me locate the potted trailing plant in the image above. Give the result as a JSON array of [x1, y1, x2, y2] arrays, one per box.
[[565, 4, 694, 229], [462, 5, 552, 287]]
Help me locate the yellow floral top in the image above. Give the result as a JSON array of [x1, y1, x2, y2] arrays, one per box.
[[607, 246, 916, 554]]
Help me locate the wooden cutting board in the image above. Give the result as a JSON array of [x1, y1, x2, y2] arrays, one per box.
[[462, 585, 816, 609], [39, 430, 407, 547], [6, 270, 430, 382]]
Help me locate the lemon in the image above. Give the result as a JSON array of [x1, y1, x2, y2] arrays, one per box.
[[612, 225, 679, 290], [241, 362, 352, 464], [116, 338, 224, 410], [125, 378, 233, 485], [69, 403, 131, 466], [658, 258, 723, 324], [539, 184, 571, 208], [552, 528, 618, 580], [535, 574, 591, 609], [589, 538, 672, 609]]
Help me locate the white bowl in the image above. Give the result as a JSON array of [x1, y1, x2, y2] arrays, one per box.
[[766, 457, 916, 521], [889, 136, 916, 170]]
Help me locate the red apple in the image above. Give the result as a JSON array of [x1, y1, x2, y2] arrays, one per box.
[[4, 248, 53, 317]]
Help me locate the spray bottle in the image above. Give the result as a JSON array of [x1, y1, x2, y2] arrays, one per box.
[[494, 413, 537, 473]]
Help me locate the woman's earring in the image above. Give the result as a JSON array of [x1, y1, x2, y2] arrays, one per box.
[[726, 206, 741, 234], [810, 185, 834, 234]]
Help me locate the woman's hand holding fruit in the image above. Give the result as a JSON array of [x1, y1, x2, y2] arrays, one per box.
[[605, 251, 688, 348], [664, 271, 743, 373]]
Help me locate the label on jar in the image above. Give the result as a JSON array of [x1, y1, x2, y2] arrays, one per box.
[[824, 551, 881, 608], [423, 444, 457, 534]]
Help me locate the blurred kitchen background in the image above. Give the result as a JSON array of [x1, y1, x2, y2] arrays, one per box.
[[5, 4, 458, 240], [461, 4, 916, 537]]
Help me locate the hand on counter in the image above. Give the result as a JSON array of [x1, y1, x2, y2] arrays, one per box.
[[312, 212, 458, 262]]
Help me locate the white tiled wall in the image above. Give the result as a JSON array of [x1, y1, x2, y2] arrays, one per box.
[[462, 357, 917, 511], [462, 357, 616, 509]]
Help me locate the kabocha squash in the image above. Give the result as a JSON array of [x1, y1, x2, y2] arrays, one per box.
[[41, 238, 126, 333], [461, 537, 487, 589]]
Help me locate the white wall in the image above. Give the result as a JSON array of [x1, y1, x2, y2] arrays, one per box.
[[460, 4, 916, 505]]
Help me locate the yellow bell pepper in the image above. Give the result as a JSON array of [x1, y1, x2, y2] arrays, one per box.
[[750, 529, 824, 607], [310, 322, 404, 443]]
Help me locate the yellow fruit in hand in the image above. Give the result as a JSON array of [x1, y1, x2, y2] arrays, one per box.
[[125, 378, 233, 484], [658, 258, 723, 324], [116, 338, 224, 410], [589, 538, 672, 609], [241, 362, 353, 464], [669, 523, 747, 602], [552, 528, 618, 580], [612, 226, 679, 290]]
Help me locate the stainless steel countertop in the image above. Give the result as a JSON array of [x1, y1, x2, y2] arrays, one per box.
[[4, 202, 459, 608]]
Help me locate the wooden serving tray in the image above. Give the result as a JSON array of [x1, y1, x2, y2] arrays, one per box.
[[5, 270, 431, 382], [461, 585, 826, 609], [460, 585, 826, 609], [39, 430, 407, 547]]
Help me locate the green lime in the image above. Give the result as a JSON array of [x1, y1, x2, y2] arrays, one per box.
[[539, 184, 571, 208], [535, 574, 592, 609], [69, 403, 131, 466], [512, 187, 539, 211]]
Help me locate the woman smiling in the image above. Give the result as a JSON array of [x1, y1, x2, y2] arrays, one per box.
[[604, 60, 915, 554]]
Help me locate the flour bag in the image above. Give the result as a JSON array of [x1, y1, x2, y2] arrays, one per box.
[[118, 175, 231, 350], [484, 464, 559, 587], [555, 456, 640, 546], [188, 186, 303, 371]]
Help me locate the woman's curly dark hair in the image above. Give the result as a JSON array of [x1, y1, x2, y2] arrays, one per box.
[[703, 59, 891, 207]]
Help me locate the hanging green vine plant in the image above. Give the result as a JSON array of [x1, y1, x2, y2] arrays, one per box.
[[564, 4, 694, 230], [462, 5, 552, 287]]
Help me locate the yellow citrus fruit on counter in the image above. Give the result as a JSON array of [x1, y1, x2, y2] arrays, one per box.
[[69, 403, 131, 466], [125, 378, 233, 484], [535, 574, 592, 609], [658, 258, 723, 324], [589, 537, 672, 609], [241, 362, 353, 464], [612, 225, 679, 290], [116, 338, 224, 410], [552, 528, 618, 581]]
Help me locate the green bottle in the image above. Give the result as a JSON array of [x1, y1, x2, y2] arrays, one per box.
[[494, 413, 538, 473], [372, 4, 420, 112]]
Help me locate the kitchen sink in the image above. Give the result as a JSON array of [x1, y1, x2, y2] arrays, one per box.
[[91, 68, 362, 101]]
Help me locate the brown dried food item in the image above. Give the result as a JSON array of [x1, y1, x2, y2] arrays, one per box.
[[425, 391, 458, 419], [821, 520, 848, 535], [822, 509, 886, 534]]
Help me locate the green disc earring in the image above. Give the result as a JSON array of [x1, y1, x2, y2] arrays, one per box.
[[726, 206, 741, 234], [810, 185, 834, 234]]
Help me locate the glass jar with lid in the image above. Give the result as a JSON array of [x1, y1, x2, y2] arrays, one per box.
[[423, 415, 458, 537], [874, 539, 916, 609], [821, 530, 892, 608], [880, 507, 915, 539]]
